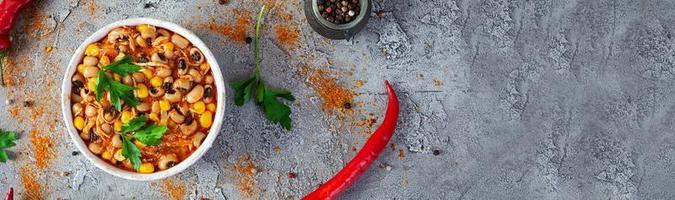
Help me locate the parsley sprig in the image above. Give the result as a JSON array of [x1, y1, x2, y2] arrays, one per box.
[[95, 55, 141, 111], [120, 116, 168, 170], [0, 130, 17, 163], [231, 5, 295, 130]]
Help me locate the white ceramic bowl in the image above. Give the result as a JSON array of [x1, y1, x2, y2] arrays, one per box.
[[60, 18, 226, 181]]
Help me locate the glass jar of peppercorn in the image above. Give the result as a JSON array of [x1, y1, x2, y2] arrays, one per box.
[[304, 0, 371, 40]]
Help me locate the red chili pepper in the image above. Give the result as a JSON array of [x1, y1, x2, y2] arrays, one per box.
[[0, 0, 31, 51], [303, 81, 399, 200], [4, 187, 12, 200]]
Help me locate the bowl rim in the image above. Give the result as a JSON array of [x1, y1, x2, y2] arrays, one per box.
[[60, 18, 226, 181]]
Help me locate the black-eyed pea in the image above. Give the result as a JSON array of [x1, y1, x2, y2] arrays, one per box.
[[135, 36, 148, 48], [149, 87, 165, 97], [136, 102, 151, 112], [101, 123, 112, 134], [188, 69, 202, 83], [152, 36, 169, 47], [72, 103, 83, 116], [85, 104, 97, 117], [83, 56, 98, 66], [157, 29, 171, 37], [132, 72, 146, 83], [82, 66, 99, 78], [204, 75, 214, 84], [171, 34, 189, 49], [158, 154, 179, 170], [151, 52, 167, 63], [136, 24, 156, 39], [179, 120, 197, 135], [156, 67, 172, 77], [88, 143, 102, 155], [173, 78, 192, 92], [186, 85, 204, 103], [151, 101, 161, 113], [193, 132, 206, 148], [169, 110, 185, 124], [188, 47, 204, 64], [112, 134, 122, 148], [164, 90, 182, 103], [122, 75, 134, 85]]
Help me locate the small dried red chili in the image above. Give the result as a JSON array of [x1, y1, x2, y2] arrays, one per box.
[[303, 80, 400, 200], [4, 187, 12, 200], [0, 0, 32, 51]]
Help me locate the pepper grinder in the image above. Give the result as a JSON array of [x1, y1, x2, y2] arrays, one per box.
[[304, 0, 372, 40]]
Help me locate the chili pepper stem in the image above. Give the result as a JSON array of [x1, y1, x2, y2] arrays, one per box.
[[303, 80, 399, 200]]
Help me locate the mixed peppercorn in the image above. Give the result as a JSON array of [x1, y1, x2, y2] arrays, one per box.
[[317, 0, 360, 24]]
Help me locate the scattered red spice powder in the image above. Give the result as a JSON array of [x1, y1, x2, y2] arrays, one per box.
[[398, 148, 405, 160], [274, 24, 300, 47], [234, 155, 258, 198], [202, 10, 252, 44], [89, 0, 96, 17], [20, 165, 43, 199], [300, 66, 354, 112], [163, 179, 186, 200], [30, 129, 53, 169]]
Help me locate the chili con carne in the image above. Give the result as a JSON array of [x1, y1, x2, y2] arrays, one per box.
[[303, 80, 399, 200]]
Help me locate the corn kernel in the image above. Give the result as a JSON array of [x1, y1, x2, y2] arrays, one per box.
[[85, 44, 100, 56], [199, 111, 213, 128], [87, 79, 97, 91], [138, 163, 155, 173], [192, 101, 206, 114], [102, 150, 113, 160], [114, 120, 122, 132], [114, 149, 126, 161], [159, 100, 170, 111], [148, 113, 159, 122], [207, 103, 216, 112], [77, 64, 86, 74], [99, 55, 110, 66], [142, 68, 153, 79], [136, 85, 149, 98], [121, 111, 134, 123], [134, 140, 147, 148], [150, 76, 162, 87], [74, 116, 85, 130], [163, 42, 174, 52]]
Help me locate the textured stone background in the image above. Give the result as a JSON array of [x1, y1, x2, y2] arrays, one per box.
[[1, 0, 675, 199]]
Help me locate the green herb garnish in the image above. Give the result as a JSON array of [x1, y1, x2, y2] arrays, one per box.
[[119, 116, 168, 170], [231, 5, 295, 130], [0, 130, 17, 163], [103, 56, 141, 76], [95, 55, 141, 111]]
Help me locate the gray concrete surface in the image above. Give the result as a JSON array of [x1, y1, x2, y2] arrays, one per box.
[[1, 0, 675, 199]]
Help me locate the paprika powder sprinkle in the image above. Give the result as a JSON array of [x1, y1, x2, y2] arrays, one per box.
[[19, 165, 43, 199], [274, 24, 299, 47], [202, 10, 252, 44], [301, 66, 354, 112], [234, 156, 258, 198], [162, 179, 186, 200]]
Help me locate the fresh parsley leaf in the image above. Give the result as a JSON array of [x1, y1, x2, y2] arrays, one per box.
[[230, 76, 257, 106], [230, 5, 295, 130], [120, 134, 142, 170], [262, 87, 294, 130], [121, 116, 147, 133], [132, 125, 168, 146], [0, 130, 17, 149], [0, 151, 8, 163], [0, 130, 18, 163], [95, 70, 140, 111], [103, 55, 141, 76]]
